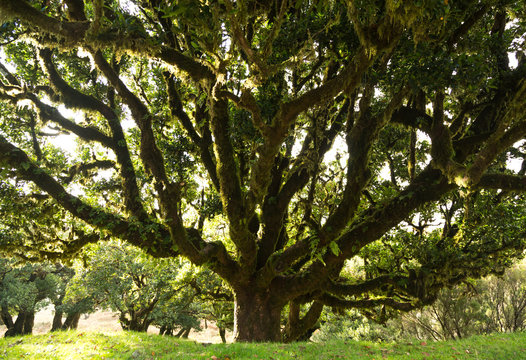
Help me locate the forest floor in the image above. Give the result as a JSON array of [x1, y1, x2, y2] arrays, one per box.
[[0, 329, 525, 359], [0, 307, 232, 343]]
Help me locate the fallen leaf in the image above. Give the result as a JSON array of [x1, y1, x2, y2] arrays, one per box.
[[420, 341, 427, 346], [211, 356, 219, 360]]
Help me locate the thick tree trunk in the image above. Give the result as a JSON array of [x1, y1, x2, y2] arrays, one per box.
[[22, 312, 34, 335], [62, 312, 81, 330], [51, 309, 63, 331], [4, 310, 35, 337], [233, 288, 283, 342], [1, 306, 13, 329], [283, 301, 324, 342]]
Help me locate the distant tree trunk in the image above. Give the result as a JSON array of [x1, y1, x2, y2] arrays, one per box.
[[4, 313, 25, 337], [22, 312, 34, 335], [219, 327, 227, 343], [1, 306, 13, 329], [181, 327, 191, 338], [62, 312, 81, 330], [159, 325, 174, 336], [120, 312, 151, 332], [4, 310, 35, 337], [174, 327, 186, 337], [51, 309, 64, 331]]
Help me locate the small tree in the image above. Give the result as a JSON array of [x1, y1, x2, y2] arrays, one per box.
[[0, 259, 59, 337], [395, 264, 526, 340], [186, 267, 234, 343], [480, 265, 526, 334], [400, 283, 487, 341], [49, 265, 94, 332], [65, 242, 200, 333]]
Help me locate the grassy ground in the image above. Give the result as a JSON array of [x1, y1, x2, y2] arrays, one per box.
[[0, 330, 525, 360]]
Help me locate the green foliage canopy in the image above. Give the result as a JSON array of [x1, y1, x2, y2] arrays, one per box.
[[0, 0, 525, 342]]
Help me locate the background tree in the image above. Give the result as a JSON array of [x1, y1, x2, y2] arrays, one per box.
[[186, 267, 234, 343], [0, 0, 526, 342], [481, 265, 526, 334], [314, 264, 526, 342], [64, 242, 205, 333], [0, 259, 59, 337], [395, 263, 526, 341], [49, 264, 93, 332]]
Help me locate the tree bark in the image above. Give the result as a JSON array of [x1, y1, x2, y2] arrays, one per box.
[[51, 309, 63, 331], [159, 325, 174, 336], [219, 327, 227, 343], [233, 288, 283, 342], [283, 301, 323, 342], [122, 313, 151, 332], [4, 310, 34, 337], [62, 312, 81, 330], [22, 311, 34, 335], [181, 327, 191, 338], [1, 306, 13, 329]]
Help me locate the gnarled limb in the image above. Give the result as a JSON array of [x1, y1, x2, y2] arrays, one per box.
[[321, 85, 409, 241], [0, 135, 171, 255], [0, 90, 114, 148], [209, 98, 257, 274], [0, 0, 215, 81], [38, 48, 147, 218], [318, 294, 417, 312], [164, 72, 219, 190], [246, 48, 374, 212], [282, 300, 324, 342]]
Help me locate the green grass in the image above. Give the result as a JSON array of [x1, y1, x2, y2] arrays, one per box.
[[0, 330, 525, 360]]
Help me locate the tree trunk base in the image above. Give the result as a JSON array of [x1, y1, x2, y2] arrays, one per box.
[[233, 288, 282, 342]]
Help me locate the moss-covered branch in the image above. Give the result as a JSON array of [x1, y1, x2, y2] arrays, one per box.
[[0, 0, 215, 82], [209, 99, 257, 273], [475, 174, 526, 192], [38, 48, 147, 218], [0, 135, 171, 256], [0, 89, 114, 148], [318, 294, 417, 312], [164, 72, 219, 190]]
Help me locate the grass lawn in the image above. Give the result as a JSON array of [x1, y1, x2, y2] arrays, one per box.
[[0, 330, 525, 359]]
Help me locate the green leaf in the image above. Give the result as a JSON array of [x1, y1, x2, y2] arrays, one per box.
[[329, 241, 341, 256]]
